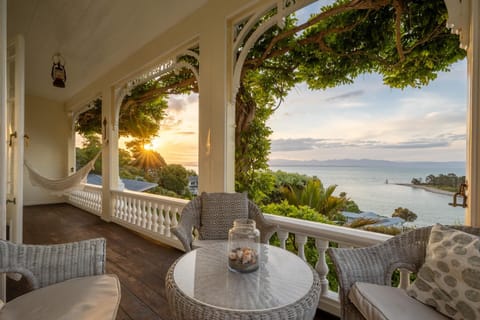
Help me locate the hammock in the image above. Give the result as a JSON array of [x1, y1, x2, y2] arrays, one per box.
[[24, 151, 101, 196]]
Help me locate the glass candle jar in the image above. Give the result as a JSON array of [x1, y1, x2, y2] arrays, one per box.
[[227, 218, 260, 273]]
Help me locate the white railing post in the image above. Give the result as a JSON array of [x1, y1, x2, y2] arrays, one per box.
[[398, 269, 411, 289], [295, 234, 308, 260], [315, 238, 330, 296], [277, 230, 289, 249]]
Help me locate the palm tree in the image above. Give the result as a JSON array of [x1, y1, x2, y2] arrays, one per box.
[[283, 179, 346, 219]]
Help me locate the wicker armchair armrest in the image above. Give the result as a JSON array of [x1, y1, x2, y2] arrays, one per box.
[[171, 197, 202, 252], [327, 226, 433, 320], [247, 201, 278, 243], [0, 238, 106, 290]]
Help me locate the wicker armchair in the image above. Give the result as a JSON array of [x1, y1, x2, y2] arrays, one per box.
[[171, 193, 277, 252], [0, 238, 121, 319], [327, 225, 480, 320], [0, 238, 106, 289]]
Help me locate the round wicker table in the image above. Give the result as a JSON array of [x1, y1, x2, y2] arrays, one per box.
[[165, 242, 321, 320]]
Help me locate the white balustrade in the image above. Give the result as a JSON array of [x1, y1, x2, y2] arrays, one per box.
[[264, 214, 391, 316], [68, 185, 102, 215], [69, 185, 393, 317]]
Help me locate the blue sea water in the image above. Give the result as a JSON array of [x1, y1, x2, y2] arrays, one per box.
[[270, 165, 466, 227]]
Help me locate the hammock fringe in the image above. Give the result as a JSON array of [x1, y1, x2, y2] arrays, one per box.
[[24, 152, 101, 196]]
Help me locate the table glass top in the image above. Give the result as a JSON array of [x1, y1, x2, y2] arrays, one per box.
[[173, 242, 314, 311]]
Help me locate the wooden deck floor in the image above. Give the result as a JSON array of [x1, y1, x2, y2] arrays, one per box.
[[10, 203, 338, 320]]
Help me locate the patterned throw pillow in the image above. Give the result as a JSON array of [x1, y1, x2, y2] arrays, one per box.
[[407, 224, 480, 320], [198, 192, 248, 240]]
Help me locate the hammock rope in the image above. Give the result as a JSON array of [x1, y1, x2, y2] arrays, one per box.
[[24, 151, 101, 196]]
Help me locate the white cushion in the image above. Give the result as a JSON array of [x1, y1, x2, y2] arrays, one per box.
[[0, 274, 121, 320], [407, 224, 480, 320], [349, 282, 449, 320]]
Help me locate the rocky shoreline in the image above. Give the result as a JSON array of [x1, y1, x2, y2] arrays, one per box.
[[395, 183, 454, 196]]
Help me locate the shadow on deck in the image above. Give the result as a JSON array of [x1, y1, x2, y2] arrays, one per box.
[[9, 203, 337, 320]]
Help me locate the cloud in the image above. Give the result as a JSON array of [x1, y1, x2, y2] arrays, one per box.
[[168, 97, 188, 112], [378, 141, 449, 149], [271, 138, 319, 151], [325, 90, 364, 102], [271, 134, 464, 152], [167, 93, 198, 113]]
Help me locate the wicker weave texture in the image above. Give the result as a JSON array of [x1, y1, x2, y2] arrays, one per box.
[[166, 258, 321, 320], [327, 225, 480, 320], [171, 193, 277, 252], [0, 238, 106, 290]]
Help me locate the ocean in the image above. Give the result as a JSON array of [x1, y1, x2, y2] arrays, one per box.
[[269, 165, 466, 227]]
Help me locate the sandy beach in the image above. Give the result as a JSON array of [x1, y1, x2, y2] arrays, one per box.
[[395, 183, 454, 196]]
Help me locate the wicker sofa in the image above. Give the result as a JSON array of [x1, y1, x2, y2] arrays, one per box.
[[0, 238, 121, 319], [328, 225, 480, 320]]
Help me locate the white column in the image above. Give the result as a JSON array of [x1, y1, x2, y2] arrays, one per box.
[[0, 0, 6, 301], [466, 0, 480, 227], [0, 0, 7, 241], [66, 113, 76, 176], [101, 87, 113, 222], [198, 12, 235, 193]]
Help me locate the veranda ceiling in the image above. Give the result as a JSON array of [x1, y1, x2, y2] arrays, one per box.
[[7, 0, 207, 102]]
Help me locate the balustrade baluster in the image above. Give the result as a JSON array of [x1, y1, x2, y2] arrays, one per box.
[[146, 202, 153, 230], [128, 198, 134, 224], [158, 204, 165, 234], [140, 200, 146, 227], [315, 238, 330, 296], [153, 203, 159, 232], [398, 269, 410, 289], [120, 196, 126, 221], [171, 207, 179, 228], [113, 194, 118, 218], [133, 199, 139, 226], [164, 206, 172, 237], [277, 230, 289, 249], [295, 234, 307, 260]]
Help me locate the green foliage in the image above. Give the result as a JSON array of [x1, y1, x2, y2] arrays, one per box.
[[345, 218, 379, 229], [262, 200, 333, 224], [236, 170, 276, 204], [423, 173, 465, 192], [75, 82, 168, 140], [75, 134, 102, 174], [339, 192, 361, 213], [235, 96, 274, 198], [296, 1, 465, 90], [261, 201, 339, 291], [157, 164, 191, 196], [235, 0, 465, 196], [392, 207, 418, 222], [411, 177, 422, 185], [283, 179, 346, 219], [363, 225, 402, 236]]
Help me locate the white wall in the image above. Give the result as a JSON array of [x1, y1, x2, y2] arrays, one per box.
[[24, 95, 69, 205]]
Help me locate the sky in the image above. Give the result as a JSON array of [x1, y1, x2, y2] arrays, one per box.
[[148, 93, 199, 166], [267, 60, 467, 162], [153, 58, 467, 166], [140, 1, 468, 165]]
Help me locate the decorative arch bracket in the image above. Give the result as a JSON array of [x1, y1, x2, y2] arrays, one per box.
[[444, 0, 471, 49]]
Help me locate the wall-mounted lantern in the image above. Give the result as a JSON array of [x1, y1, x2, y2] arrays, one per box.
[[51, 53, 66, 88]]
